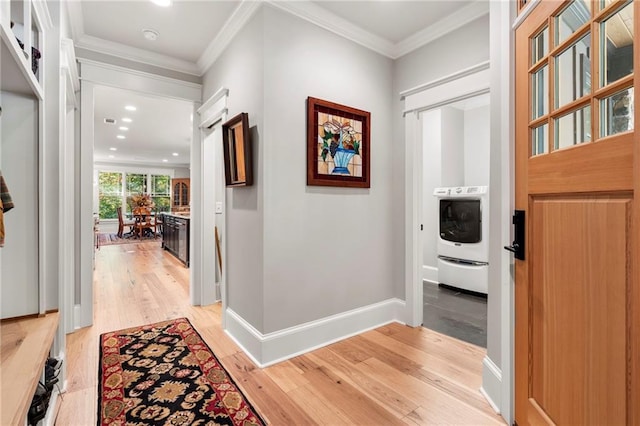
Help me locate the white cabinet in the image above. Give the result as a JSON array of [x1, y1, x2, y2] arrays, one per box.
[[0, 0, 44, 99], [1, 0, 48, 319]]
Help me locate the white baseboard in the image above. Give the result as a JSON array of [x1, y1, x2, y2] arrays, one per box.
[[73, 305, 82, 331], [422, 265, 438, 284], [480, 355, 502, 414], [225, 298, 405, 367]]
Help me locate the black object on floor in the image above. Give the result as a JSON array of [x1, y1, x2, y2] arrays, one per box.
[[423, 282, 488, 348]]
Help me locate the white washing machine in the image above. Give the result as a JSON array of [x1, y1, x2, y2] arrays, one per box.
[[433, 186, 489, 294]]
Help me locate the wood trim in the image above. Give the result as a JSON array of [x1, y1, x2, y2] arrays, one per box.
[[528, 133, 633, 194], [630, 1, 640, 423], [515, 2, 560, 423]]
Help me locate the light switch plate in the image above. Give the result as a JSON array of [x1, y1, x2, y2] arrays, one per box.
[[215, 202, 223, 214]]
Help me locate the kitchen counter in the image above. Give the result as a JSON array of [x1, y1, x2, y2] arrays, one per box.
[[161, 213, 190, 266]]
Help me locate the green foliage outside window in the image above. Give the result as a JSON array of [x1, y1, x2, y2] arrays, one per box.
[[98, 171, 172, 217], [98, 172, 123, 219]]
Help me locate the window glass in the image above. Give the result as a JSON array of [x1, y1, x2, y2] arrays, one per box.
[[98, 171, 123, 220], [601, 1, 634, 86], [532, 27, 549, 64], [126, 173, 147, 213], [555, 34, 591, 108], [556, 0, 592, 45], [555, 106, 591, 149], [601, 87, 634, 137], [532, 123, 549, 156], [532, 66, 548, 119], [151, 174, 171, 212]]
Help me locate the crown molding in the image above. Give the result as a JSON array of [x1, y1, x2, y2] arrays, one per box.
[[197, 0, 262, 74], [393, 0, 490, 59], [266, 0, 396, 58], [65, 0, 84, 41], [75, 33, 200, 76], [65, 0, 490, 76]]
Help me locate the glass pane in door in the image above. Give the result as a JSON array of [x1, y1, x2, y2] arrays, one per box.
[[556, 0, 592, 45], [532, 66, 548, 119], [532, 123, 549, 156], [555, 34, 591, 108], [532, 27, 549, 64], [601, 87, 634, 137], [555, 105, 591, 149], [601, 1, 634, 86]]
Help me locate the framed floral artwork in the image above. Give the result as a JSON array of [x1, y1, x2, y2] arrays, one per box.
[[306, 97, 370, 188]]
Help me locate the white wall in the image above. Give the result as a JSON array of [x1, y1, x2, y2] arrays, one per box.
[[1, 92, 40, 318], [464, 105, 491, 186], [202, 4, 395, 341], [440, 106, 465, 187], [173, 167, 190, 178], [202, 8, 265, 331], [261, 5, 394, 333], [393, 14, 490, 299]]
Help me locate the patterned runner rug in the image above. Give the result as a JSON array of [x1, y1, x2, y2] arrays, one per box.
[[98, 233, 160, 246], [98, 318, 265, 425]]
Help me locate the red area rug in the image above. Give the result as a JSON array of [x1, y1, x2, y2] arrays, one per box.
[[98, 318, 265, 425]]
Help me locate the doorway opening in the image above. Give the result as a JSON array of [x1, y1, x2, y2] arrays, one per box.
[[420, 94, 490, 348], [76, 60, 203, 329]]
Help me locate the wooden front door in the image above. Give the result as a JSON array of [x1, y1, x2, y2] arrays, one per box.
[[514, 0, 639, 424]]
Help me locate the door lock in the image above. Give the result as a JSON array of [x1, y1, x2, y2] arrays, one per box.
[[504, 210, 525, 260]]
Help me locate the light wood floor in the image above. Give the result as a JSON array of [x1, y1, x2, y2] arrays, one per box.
[[55, 242, 505, 425]]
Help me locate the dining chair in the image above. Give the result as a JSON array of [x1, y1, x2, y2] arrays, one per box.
[[133, 206, 155, 239], [117, 207, 135, 238], [153, 208, 164, 236]]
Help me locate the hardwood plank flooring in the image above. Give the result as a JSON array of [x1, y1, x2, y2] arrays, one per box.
[[55, 242, 504, 425]]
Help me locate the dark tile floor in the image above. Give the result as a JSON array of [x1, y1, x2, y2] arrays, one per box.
[[423, 282, 487, 348]]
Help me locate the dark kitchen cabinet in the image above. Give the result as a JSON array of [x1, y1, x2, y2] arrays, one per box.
[[162, 214, 189, 266]]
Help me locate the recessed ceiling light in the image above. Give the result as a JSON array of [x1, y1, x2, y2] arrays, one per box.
[[125, 105, 137, 111], [142, 29, 159, 41], [162, 159, 168, 162], [172, 152, 179, 156], [122, 117, 132, 123], [150, 0, 171, 6], [117, 135, 126, 139], [119, 126, 129, 131], [108, 155, 115, 159], [109, 147, 117, 151]]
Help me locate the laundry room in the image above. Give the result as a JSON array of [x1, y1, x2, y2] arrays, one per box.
[[421, 93, 490, 347]]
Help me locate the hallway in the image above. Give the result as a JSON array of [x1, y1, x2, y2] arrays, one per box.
[[56, 242, 503, 425]]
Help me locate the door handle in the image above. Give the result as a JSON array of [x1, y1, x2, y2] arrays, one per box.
[[504, 210, 525, 260]]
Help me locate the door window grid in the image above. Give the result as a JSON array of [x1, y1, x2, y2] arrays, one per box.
[[528, 0, 634, 157]]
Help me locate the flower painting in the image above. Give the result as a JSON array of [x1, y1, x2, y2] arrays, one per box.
[[307, 97, 370, 188]]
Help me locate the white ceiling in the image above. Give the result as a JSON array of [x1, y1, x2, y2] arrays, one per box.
[[73, 0, 487, 168], [93, 86, 193, 167]]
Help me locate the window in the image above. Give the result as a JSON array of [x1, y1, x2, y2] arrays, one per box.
[[151, 174, 171, 212], [98, 172, 123, 219], [98, 170, 173, 219]]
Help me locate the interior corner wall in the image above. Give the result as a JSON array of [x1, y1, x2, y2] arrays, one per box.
[[201, 7, 265, 332], [393, 14, 490, 298], [260, 5, 395, 333]]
